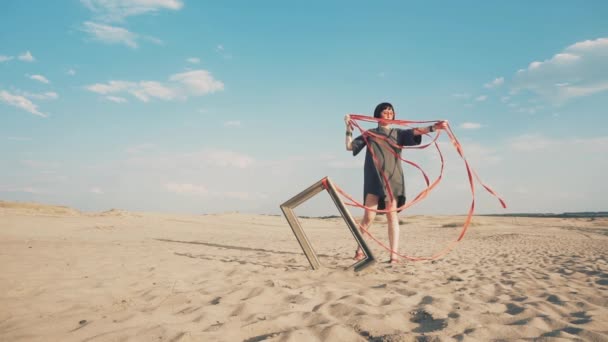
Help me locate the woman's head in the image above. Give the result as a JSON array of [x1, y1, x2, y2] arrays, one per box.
[[373, 102, 395, 120]]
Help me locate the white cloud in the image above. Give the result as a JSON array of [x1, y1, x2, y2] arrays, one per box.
[[215, 44, 232, 59], [0, 55, 13, 62], [164, 183, 266, 201], [86, 80, 133, 94], [142, 35, 164, 45], [451, 93, 471, 99], [165, 182, 208, 195], [18, 51, 35, 62], [508, 134, 559, 151], [82, 21, 139, 48], [187, 57, 200, 64], [91, 187, 104, 194], [29, 74, 50, 84], [130, 81, 177, 102], [202, 148, 253, 169], [0, 90, 47, 117], [169, 70, 224, 95], [220, 191, 268, 200], [81, 0, 183, 22], [22, 91, 59, 100], [67, 69, 76, 76], [86, 69, 224, 102], [127, 147, 253, 170], [484, 77, 504, 89], [475, 95, 487, 102], [516, 105, 544, 115], [452, 141, 502, 164], [106, 95, 127, 103], [0, 186, 42, 194], [508, 134, 608, 153], [223, 120, 241, 127], [512, 37, 608, 103], [460, 122, 482, 129]]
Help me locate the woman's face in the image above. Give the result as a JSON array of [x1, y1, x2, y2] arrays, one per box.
[[380, 107, 394, 120]]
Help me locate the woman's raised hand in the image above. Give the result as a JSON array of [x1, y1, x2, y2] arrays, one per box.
[[434, 120, 448, 131], [344, 115, 353, 132]]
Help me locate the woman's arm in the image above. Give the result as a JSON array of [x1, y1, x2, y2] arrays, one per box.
[[413, 121, 448, 136], [345, 115, 353, 151]]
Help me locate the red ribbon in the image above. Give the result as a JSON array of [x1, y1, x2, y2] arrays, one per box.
[[339, 114, 506, 261]]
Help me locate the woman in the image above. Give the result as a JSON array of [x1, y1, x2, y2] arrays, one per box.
[[345, 102, 447, 263]]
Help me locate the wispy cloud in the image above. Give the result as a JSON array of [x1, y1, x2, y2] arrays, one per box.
[[133, 148, 254, 169], [164, 182, 266, 200], [22, 91, 59, 100], [220, 191, 268, 200], [484, 77, 504, 89], [86, 69, 224, 102], [201, 148, 253, 169], [186, 57, 200, 64], [460, 122, 482, 129], [106, 95, 127, 103], [169, 70, 224, 95], [165, 182, 208, 195], [131, 81, 175, 101], [86, 80, 132, 94], [0, 55, 13, 62], [81, 21, 139, 48], [81, 0, 183, 22], [86, 80, 174, 102], [67, 69, 76, 76], [215, 44, 232, 59], [475, 95, 487, 102], [451, 93, 470, 99], [18, 51, 35, 62], [512, 37, 608, 103], [0, 186, 43, 194], [29, 74, 50, 84], [0, 90, 46, 117], [224, 120, 241, 127], [508, 134, 560, 151], [91, 187, 104, 194]]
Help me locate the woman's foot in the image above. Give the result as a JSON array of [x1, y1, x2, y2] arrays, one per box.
[[389, 255, 400, 264], [353, 248, 365, 261]]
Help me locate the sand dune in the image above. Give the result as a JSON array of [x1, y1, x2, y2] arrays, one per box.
[[1, 202, 607, 341]]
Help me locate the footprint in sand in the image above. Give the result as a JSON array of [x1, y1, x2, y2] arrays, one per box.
[[569, 311, 592, 325], [410, 309, 447, 333]]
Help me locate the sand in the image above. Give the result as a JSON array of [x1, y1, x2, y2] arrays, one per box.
[[1, 201, 607, 341]]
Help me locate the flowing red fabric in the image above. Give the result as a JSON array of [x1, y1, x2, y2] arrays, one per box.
[[341, 114, 507, 261]]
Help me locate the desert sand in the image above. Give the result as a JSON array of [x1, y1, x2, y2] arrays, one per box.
[[1, 201, 607, 341]]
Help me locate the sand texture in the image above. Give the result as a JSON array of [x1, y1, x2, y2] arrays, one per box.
[[1, 201, 608, 341]]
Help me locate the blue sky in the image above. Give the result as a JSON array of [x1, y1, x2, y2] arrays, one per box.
[[1, 0, 607, 216]]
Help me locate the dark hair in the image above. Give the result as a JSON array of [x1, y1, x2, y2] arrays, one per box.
[[373, 102, 395, 119]]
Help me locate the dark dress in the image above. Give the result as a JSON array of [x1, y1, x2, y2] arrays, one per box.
[[352, 127, 421, 211]]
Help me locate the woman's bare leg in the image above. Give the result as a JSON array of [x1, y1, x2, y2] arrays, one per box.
[[386, 198, 399, 263], [354, 193, 379, 260]]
